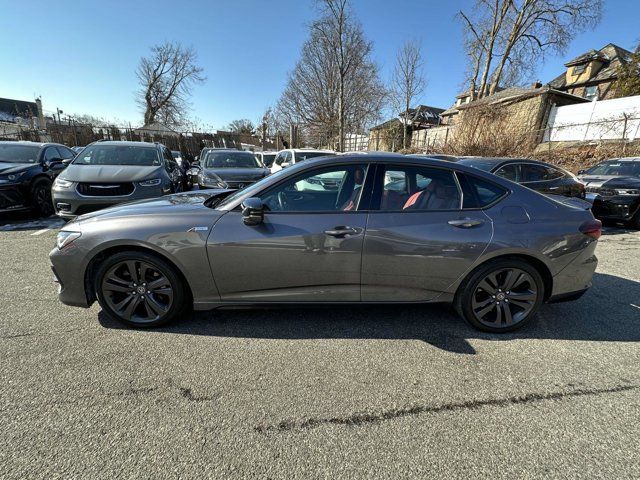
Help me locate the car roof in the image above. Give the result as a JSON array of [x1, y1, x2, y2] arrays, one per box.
[[0, 140, 52, 147], [90, 140, 159, 148], [599, 157, 640, 162]]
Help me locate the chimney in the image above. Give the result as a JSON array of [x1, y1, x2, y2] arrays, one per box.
[[532, 80, 542, 89], [35, 97, 45, 130]]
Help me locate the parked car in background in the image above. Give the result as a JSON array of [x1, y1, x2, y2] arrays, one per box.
[[0, 141, 75, 216], [51, 154, 600, 333], [270, 148, 335, 173], [455, 157, 586, 198], [578, 157, 640, 228], [197, 149, 269, 190], [255, 151, 277, 169], [52, 141, 186, 218]]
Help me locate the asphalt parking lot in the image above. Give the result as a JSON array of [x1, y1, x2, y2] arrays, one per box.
[[1, 215, 639, 479]]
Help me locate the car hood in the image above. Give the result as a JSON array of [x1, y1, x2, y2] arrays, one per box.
[[60, 164, 164, 182], [578, 174, 640, 189], [68, 190, 233, 227], [0, 163, 34, 175], [203, 167, 267, 181]]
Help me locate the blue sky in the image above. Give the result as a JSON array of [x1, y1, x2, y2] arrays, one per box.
[[1, 0, 638, 129]]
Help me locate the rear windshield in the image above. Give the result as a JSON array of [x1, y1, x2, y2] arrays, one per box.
[[205, 151, 261, 168], [74, 145, 161, 166], [586, 161, 640, 177], [0, 144, 40, 163]]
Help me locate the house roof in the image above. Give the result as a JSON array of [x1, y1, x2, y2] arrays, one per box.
[[548, 43, 633, 89], [370, 117, 402, 131], [0, 97, 38, 122], [400, 105, 445, 126], [457, 85, 588, 111]]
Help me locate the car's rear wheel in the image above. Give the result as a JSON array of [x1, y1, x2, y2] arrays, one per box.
[[455, 259, 545, 333], [95, 251, 186, 328], [31, 179, 53, 217]]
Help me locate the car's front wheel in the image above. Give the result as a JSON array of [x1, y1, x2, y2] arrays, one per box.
[[455, 259, 545, 333], [31, 178, 54, 217], [95, 251, 187, 328]]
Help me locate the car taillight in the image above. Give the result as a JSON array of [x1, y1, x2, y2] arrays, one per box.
[[579, 219, 602, 240]]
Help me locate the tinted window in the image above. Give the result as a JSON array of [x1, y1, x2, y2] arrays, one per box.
[[74, 145, 161, 166], [457, 173, 508, 208], [377, 165, 461, 211], [522, 164, 563, 182], [57, 146, 75, 160], [455, 158, 497, 172], [495, 163, 521, 182], [205, 151, 261, 168], [44, 147, 60, 161], [259, 164, 368, 212], [261, 153, 276, 167]]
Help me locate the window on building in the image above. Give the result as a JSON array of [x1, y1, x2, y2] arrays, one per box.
[[572, 64, 587, 75], [584, 85, 598, 101]]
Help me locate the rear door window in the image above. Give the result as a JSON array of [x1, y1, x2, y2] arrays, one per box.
[[375, 165, 461, 211], [456, 173, 508, 208]]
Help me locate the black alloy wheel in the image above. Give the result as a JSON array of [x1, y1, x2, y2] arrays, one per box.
[[457, 259, 544, 332], [96, 252, 186, 327], [32, 179, 54, 217]]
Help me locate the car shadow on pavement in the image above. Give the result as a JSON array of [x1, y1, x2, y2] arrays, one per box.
[[98, 272, 640, 355]]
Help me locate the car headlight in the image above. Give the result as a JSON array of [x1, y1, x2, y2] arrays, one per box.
[[56, 231, 81, 250], [614, 188, 640, 195], [53, 177, 73, 190], [139, 178, 162, 187], [5, 171, 26, 182]]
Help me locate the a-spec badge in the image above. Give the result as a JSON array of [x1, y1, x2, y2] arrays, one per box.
[[188, 226, 209, 232]]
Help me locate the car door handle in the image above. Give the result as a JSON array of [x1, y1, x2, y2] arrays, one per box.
[[448, 218, 484, 228], [324, 226, 360, 237]]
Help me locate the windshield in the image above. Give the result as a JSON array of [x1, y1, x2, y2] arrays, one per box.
[[205, 151, 261, 168], [0, 144, 40, 163], [296, 151, 334, 162], [455, 158, 496, 172], [216, 167, 291, 209], [73, 145, 161, 166], [586, 161, 640, 177]]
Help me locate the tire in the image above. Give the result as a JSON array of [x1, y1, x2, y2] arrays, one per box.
[[31, 178, 54, 217], [629, 209, 640, 230], [94, 251, 187, 328], [454, 258, 545, 333]]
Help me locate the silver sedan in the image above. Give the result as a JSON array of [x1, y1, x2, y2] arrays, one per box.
[[50, 154, 601, 332]]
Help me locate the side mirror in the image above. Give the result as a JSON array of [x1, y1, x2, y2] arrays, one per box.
[[242, 197, 265, 226], [62, 158, 73, 166], [44, 158, 63, 169]]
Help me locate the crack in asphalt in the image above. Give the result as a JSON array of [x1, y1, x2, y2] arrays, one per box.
[[0, 383, 216, 413], [254, 383, 638, 434]]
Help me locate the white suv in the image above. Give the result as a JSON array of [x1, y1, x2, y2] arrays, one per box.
[[270, 149, 335, 174]]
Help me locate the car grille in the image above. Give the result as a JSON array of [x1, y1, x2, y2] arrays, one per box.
[[76, 182, 135, 197]]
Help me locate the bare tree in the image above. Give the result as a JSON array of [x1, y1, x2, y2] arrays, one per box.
[[136, 42, 205, 128], [391, 39, 426, 149], [459, 0, 602, 98], [225, 119, 255, 134], [278, 0, 384, 150]]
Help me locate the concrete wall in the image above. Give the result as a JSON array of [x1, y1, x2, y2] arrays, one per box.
[[544, 95, 640, 142]]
